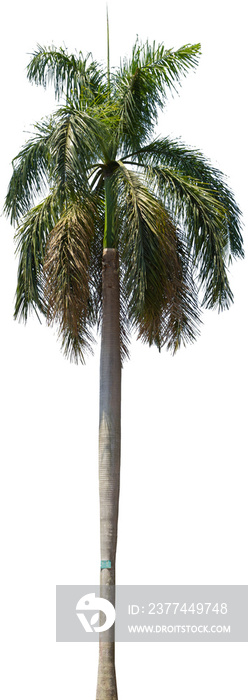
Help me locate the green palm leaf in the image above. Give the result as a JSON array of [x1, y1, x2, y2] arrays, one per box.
[[51, 106, 112, 189], [114, 41, 201, 151], [129, 136, 243, 260], [14, 191, 60, 321], [27, 45, 106, 107], [4, 119, 52, 225], [138, 162, 233, 310], [115, 163, 201, 350]]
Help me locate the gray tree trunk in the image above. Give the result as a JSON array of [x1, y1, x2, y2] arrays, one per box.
[[96, 248, 121, 700]]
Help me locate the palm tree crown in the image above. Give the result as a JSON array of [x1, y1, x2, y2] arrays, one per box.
[[5, 39, 244, 362]]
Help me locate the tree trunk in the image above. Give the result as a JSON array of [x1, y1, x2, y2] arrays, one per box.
[[96, 248, 121, 700]]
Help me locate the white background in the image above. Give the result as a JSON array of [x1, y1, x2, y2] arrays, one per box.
[[1, 0, 247, 698]]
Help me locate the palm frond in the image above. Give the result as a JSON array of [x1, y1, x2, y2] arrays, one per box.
[[43, 199, 98, 362], [14, 192, 60, 321], [50, 106, 111, 189], [151, 231, 201, 353], [139, 161, 235, 311], [130, 137, 244, 261], [115, 164, 162, 316], [4, 119, 52, 225], [115, 164, 201, 350], [27, 45, 106, 107], [114, 40, 201, 151]]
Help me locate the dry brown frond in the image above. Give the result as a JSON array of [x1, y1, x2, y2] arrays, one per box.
[[43, 201, 95, 360]]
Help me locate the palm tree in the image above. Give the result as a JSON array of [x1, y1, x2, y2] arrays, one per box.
[[5, 33, 243, 700]]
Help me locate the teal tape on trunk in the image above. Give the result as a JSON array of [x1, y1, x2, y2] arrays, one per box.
[[101, 560, 111, 569]]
